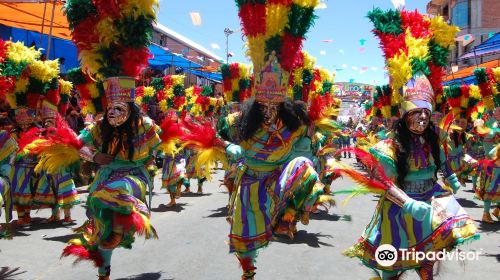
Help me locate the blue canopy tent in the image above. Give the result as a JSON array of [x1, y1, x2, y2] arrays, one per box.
[[460, 33, 500, 60], [0, 24, 79, 70], [442, 75, 477, 86], [149, 44, 222, 82], [148, 44, 202, 70], [186, 69, 222, 82]]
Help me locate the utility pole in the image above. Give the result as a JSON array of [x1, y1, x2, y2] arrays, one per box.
[[224, 28, 234, 64]]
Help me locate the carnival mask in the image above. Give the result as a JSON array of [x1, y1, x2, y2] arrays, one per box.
[[43, 118, 56, 128], [455, 118, 467, 131], [405, 108, 430, 135], [107, 102, 131, 127], [260, 102, 279, 127], [18, 122, 30, 132]]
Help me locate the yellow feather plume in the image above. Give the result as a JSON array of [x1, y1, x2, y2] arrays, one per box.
[[387, 52, 412, 92], [143, 86, 155, 97], [193, 147, 228, 181], [82, 102, 96, 116], [266, 4, 290, 38], [492, 67, 500, 82], [171, 75, 185, 86], [35, 143, 81, 175], [158, 141, 180, 157], [19, 139, 49, 157], [96, 17, 119, 48], [469, 85, 481, 99], [29, 60, 60, 83], [292, 0, 320, 8], [6, 41, 40, 64], [302, 51, 316, 69], [60, 79, 73, 95], [429, 16, 460, 48], [405, 32, 430, 59], [246, 35, 266, 72], [121, 0, 159, 19]]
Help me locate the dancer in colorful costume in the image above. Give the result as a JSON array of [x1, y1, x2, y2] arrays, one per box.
[[183, 85, 224, 194], [60, 1, 160, 279], [0, 39, 59, 226], [219, 62, 252, 198], [33, 97, 80, 224], [151, 74, 188, 206], [183, 1, 335, 278], [339, 9, 479, 279], [472, 67, 500, 223], [443, 84, 475, 183], [0, 129, 17, 237]]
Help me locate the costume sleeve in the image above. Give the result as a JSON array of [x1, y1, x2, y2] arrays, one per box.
[[142, 117, 161, 153], [226, 143, 244, 163], [78, 124, 98, 148], [311, 131, 328, 155], [0, 130, 18, 163], [435, 129, 463, 192], [368, 139, 397, 181], [217, 113, 239, 142]]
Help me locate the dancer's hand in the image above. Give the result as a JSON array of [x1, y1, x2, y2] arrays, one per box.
[[402, 199, 431, 222], [446, 173, 463, 193], [94, 153, 114, 165]]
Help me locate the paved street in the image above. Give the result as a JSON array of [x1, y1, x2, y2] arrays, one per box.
[[0, 158, 499, 280]]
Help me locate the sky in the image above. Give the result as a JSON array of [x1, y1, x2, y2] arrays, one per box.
[[157, 0, 427, 85]]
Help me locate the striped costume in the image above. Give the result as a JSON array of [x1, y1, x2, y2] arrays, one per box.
[[10, 131, 37, 213], [64, 116, 160, 263], [481, 119, 499, 159], [475, 146, 500, 204], [0, 130, 17, 225], [227, 123, 332, 254], [161, 154, 187, 193], [346, 138, 479, 274], [33, 170, 80, 209]]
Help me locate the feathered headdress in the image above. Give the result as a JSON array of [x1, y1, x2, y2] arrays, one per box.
[[152, 74, 185, 113], [220, 62, 252, 104], [474, 67, 500, 110], [66, 67, 105, 116], [235, 0, 320, 103], [135, 85, 156, 112], [368, 8, 459, 114], [190, 86, 224, 118], [64, 0, 158, 105], [0, 40, 61, 124], [64, 0, 157, 80]]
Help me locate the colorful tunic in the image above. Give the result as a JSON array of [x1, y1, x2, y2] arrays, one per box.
[[227, 122, 332, 254], [10, 131, 37, 209], [33, 170, 80, 209], [345, 137, 479, 273], [475, 146, 500, 203], [161, 154, 187, 193], [0, 130, 17, 222], [185, 148, 205, 180], [481, 119, 499, 159], [66, 116, 160, 257], [447, 140, 465, 178]]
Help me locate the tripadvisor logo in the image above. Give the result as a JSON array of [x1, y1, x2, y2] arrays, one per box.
[[375, 244, 398, 267], [375, 244, 482, 267]]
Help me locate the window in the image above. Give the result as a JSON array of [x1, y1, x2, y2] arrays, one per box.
[[451, 0, 469, 27]]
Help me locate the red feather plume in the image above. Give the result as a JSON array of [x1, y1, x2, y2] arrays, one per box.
[[159, 111, 184, 142], [181, 118, 223, 149], [61, 244, 103, 267]]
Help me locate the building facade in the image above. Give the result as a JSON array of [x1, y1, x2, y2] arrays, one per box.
[[427, 0, 500, 70], [151, 23, 223, 89]]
